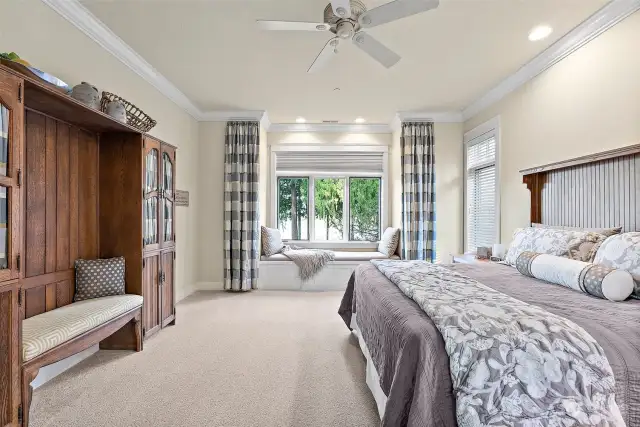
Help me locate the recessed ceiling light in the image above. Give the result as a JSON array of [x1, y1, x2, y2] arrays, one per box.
[[296, 117, 306, 123], [528, 25, 553, 41], [354, 117, 366, 124]]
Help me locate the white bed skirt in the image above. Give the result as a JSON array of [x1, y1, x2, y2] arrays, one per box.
[[351, 314, 387, 419]]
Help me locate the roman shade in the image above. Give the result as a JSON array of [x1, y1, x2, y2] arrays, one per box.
[[274, 150, 384, 174]]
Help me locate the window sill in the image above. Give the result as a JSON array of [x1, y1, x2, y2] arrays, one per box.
[[281, 241, 379, 250]]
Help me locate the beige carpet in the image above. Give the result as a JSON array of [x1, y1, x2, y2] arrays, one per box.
[[30, 291, 379, 427]]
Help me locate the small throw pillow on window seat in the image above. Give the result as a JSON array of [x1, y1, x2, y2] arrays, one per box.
[[261, 226, 284, 257], [74, 257, 126, 302], [378, 227, 400, 257]]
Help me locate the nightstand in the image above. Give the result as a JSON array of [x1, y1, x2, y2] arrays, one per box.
[[451, 253, 491, 264]]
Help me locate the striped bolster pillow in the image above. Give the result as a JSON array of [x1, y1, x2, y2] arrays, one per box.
[[516, 251, 634, 301]]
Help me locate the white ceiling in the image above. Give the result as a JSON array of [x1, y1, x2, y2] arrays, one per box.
[[81, 0, 608, 123]]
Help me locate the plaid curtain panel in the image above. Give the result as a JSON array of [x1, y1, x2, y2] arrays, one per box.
[[224, 121, 260, 291], [401, 122, 436, 261]]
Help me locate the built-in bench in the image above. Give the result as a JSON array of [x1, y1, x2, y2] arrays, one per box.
[[259, 251, 400, 291], [21, 294, 143, 427]]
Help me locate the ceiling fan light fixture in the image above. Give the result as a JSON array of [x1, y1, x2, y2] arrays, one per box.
[[336, 21, 355, 39], [296, 117, 306, 123]]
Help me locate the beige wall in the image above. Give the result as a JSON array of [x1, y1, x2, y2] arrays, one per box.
[[390, 124, 464, 261], [464, 11, 640, 244], [3, 0, 200, 301], [196, 122, 226, 288]]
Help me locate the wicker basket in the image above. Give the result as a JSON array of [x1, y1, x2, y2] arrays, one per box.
[[100, 92, 157, 132]]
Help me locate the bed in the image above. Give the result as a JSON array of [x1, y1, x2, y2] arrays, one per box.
[[339, 144, 640, 426]]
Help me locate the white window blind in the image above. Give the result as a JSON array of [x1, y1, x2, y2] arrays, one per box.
[[466, 136, 497, 252], [275, 151, 384, 174]]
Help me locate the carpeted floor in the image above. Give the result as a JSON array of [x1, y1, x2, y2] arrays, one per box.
[[30, 291, 379, 427]]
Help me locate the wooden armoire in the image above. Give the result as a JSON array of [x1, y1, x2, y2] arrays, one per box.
[[141, 136, 176, 338], [0, 64, 177, 426]]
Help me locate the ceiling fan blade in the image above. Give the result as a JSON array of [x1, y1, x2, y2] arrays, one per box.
[[308, 38, 341, 73], [358, 0, 439, 29], [352, 33, 401, 68], [257, 20, 331, 31], [331, 0, 352, 19]]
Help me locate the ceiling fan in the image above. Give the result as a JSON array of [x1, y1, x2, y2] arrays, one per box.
[[257, 0, 439, 73]]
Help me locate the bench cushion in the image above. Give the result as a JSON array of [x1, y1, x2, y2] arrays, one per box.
[[260, 251, 400, 262], [22, 294, 143, 362]]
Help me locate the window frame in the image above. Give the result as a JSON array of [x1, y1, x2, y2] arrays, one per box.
[[463, 117, 501, 253], [270, 145, 388, 249]]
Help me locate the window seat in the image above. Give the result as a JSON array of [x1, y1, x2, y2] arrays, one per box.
[[260, 251, 400, 262], [259, 251, 399, 291]]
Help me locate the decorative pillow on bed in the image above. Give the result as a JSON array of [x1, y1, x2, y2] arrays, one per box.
[[378, 227, 400, 257], [261, 226, 284, 257], [593, 232, 640, 299], [516, 251, 634, 301], [74, 257, 126, 302], [505, 227, 606, 266], [531, 224, 621, 261]]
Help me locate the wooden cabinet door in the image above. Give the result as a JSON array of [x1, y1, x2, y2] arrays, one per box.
[[0, 283, 19, 427], [160, 250, 175, 327], [0, 70, 23, 282], [160, 145, 175, 248], [142, 253, 161, 338], [142, 137, 160, 252]]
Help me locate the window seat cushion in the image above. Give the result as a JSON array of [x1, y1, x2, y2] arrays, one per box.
[[22, 294, 143, 362], [260, 251, 400, 262]]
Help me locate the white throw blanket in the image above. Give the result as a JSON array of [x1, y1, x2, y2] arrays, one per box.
[[281, 246, 334, 281]]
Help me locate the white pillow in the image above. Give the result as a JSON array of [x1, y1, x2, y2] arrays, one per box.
[[593, 232, 640, 299], [378, 227, 400, 257], [516, 251, 634, 301], [261, 226, 283, 257]]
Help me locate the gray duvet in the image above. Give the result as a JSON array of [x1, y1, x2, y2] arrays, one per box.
[[338, 262, 640, 427]]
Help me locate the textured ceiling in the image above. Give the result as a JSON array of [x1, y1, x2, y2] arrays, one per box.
[[82, 0, 607, 123]]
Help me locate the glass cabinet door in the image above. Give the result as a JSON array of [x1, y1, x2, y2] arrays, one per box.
[[143, 138, 161, 250], [0, 69, 23, 282], [161, 145, 175, 247]]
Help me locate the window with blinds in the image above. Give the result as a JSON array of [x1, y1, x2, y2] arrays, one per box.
[[465, 135, 497, 252], [272, 147, 387, 244]]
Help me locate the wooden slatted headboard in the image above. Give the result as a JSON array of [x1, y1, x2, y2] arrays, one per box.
[[521, 144, 640, 232]]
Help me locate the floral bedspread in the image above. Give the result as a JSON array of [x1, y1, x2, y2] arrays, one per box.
[[371, 260, 625, 427]]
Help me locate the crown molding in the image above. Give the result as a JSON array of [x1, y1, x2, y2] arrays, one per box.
[[42, 0, 640, 127], [396, 111, 464, 123], [267, 123, 392, 134], [462, 0, 640, 121], [260, 112, 271, 131], [391, 111, 463, 132], [41, 0, 204, 120], [197, 110, 266, 122]]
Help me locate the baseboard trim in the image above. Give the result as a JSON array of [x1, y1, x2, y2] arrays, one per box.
[[31, 344, 99, 389], [195, 281, 224, 291]]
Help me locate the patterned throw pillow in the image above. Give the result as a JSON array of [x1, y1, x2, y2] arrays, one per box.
[[505, 227, 606, 266], [594, 232, 640, 299], [74, 257, 126, 302], [261, 226, 284, 257], [378, 227, 400, 257], [516, 251, 634, 301], [531, 224, 621, 262]]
